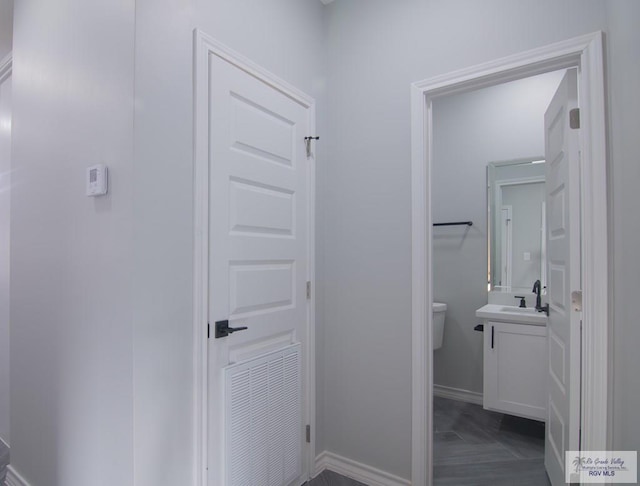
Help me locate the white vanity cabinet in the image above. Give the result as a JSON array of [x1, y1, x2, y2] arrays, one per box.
[[483, 320, 547, 421]]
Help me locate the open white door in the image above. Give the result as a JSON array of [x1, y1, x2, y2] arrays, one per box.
[[543, 68, 581, 485], [205, 51, 312, 486]]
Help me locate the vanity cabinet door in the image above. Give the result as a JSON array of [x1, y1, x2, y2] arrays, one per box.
[[483, 321, 547, 421]]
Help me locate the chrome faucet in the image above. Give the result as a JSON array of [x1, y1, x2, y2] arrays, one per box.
[[532, 280, 549, 316]]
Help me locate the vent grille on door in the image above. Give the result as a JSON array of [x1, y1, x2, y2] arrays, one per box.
[[225, 343, 302, 486]]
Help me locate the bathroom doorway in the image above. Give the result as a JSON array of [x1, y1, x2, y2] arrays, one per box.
[[430, 70, 565, 484], [410, 33, 608, 486]]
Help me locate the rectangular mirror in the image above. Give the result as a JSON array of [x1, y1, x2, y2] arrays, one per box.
[[488, 157, 546, 292]]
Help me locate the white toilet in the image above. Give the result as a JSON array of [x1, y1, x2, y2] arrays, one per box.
[[433, 302, 447, 350]]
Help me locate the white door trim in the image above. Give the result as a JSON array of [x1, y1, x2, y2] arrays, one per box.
[[410, 31, 608, 485], [193, 30, 317, 486]]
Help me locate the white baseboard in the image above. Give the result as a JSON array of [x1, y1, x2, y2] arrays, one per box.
[[4, 466, 30, 486], [433, 384, 483, 405], [315, 451, 410, 486]]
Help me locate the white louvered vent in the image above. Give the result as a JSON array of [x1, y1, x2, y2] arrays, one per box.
[[225, 343, 302, 486]]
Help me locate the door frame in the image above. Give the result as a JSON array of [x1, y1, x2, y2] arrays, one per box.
[[410, 31, 608, 485], [192, 30, 317, 486]]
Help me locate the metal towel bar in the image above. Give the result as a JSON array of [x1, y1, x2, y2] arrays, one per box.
[[433, 221, 473, 227]]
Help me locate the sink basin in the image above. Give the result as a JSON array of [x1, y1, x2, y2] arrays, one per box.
[[499, 306, 538, 314], [476, 304, 548, 325]]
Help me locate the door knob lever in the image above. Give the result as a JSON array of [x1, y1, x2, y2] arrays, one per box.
[[215, 320, 248, 339]]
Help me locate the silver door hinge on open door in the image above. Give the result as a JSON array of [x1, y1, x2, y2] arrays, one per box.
[[570, 108, 580, 129], [571, 290, 583, 312], [306, 281, 311, 300], [306, 425, 311, 443]]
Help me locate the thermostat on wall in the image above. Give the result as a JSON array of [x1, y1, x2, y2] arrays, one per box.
[[86, 164, 108, 196]]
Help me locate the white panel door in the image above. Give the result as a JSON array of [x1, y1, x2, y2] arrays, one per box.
[[207, 53, 310, 486], [543, 69, 581, 486]]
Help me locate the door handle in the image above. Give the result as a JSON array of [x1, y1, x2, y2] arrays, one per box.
[[491, 325, 495, 349], [215, 320, 248, 339]]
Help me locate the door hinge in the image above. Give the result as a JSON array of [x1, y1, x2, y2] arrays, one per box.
[[306, 281, 311, 299], [304, 136, 319, 158], [570, 108, 580, 129], [306, 424, 311, 443], [571, 290, 583, 312]]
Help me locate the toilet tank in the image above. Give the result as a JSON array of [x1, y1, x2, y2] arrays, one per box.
[[433, 302, 447, 350]]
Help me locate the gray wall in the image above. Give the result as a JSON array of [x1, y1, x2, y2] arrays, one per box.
[[606, 0, 640, 453], [0, 0, 12, 60], [10, 1, 135, 484], [323, 0, 610, 479], [432, 74, 561, 396]]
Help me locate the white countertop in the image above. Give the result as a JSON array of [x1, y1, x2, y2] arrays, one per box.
[[476, 304, 548, 326]]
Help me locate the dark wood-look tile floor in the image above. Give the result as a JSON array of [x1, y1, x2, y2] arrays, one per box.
[[306, 469, 365, 486], [434, 396, 551, 485], [308, 396, 551, 486]]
